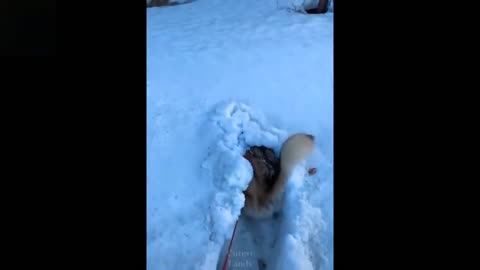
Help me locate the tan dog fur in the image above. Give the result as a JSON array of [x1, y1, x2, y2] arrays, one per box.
[[242, 133, 315, 219]]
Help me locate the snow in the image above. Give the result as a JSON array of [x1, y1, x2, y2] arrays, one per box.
[[147, 1, 332, 269]]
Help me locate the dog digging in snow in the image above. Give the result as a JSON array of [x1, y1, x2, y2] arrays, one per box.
[[242, 133, 315, 219]]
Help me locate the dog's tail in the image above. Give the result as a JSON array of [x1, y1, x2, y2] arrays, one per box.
[[269, 133, 315, 198]]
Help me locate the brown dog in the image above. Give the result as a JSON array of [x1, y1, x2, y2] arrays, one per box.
[[242, 134, 315, 219]]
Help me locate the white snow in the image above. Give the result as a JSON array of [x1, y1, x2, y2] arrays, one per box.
[[147, 0, 332, 269]]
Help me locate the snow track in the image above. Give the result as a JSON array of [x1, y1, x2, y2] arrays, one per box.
[[206, 102, 331, 270]]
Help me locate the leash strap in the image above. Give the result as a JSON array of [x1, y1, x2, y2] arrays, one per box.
[[221, 219, 239, 270]]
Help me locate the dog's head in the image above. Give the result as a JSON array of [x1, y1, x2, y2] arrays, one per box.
[[243, 146, 280, 191]]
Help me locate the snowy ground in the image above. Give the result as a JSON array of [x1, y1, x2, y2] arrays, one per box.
[[147, 1, 333, 269]]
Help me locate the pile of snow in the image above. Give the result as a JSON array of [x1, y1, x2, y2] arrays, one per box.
[[148, 101, 332, 270], [202, 102, 287, 269], [147, 0, 333, 269]]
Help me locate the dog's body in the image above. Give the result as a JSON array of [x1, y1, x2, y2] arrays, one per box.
[[242, 133, 315, 219]]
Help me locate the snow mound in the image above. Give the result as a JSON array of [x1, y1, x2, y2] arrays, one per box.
[[148, 101, 293, 270], [202, 101, 286, 234]]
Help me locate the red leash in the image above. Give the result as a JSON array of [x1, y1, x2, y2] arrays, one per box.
[[221, 219, 239, 270]]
